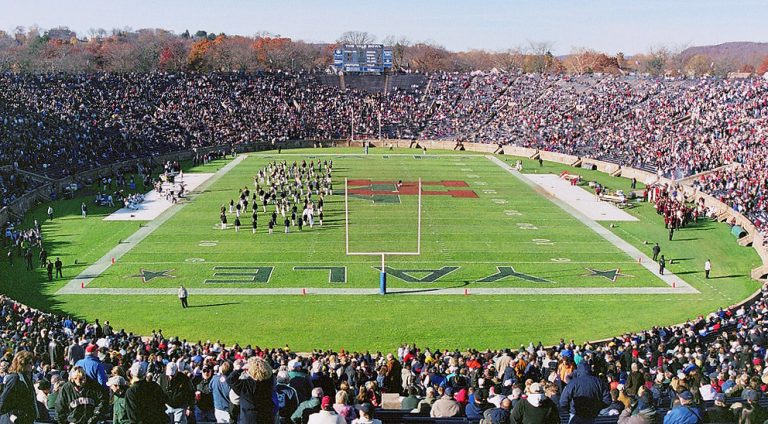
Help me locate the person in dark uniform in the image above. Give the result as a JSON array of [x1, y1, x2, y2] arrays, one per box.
[[220, 212, 228, 230], [284, 217, 290, 233], [24, 249, 33, 271], [652, 243, 661, 261], [55, 257, 63, 278], [668, 227, 674, 241], [297, 215, 303, 232], [234, 217, 241, 233], [252, 216, 258, 234], [538, 158, 544, 167], [658, 255, 666, 275], [47, 260, 54, 281], [268, 219, 274, 235], [631, 177, 637, 189], [39, 247, 47, 268]]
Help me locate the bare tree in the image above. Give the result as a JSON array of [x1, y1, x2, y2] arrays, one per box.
[[338, 31, 376, 45], [526, 40, 554, 73], [383, 35, 410, 69]]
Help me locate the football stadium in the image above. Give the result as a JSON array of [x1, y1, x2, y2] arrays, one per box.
[[1, 2, 768, 423]]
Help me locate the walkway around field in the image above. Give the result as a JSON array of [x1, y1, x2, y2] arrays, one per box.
[[486, 155, 698, 294], [58, 155, 248, 294]]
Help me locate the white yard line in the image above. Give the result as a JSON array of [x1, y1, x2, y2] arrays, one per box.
[[486, 156, 698, 293], [57, 155, 248, 294], [57, 287, 697, 296]]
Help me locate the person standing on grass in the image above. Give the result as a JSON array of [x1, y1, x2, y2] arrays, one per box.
[[81, 202, 87, 218], [178, 285, 188, 308], [46, 260, 53, 281], [220, 211, 227, 230], [652, 243, 661, 261], [39, 247, 47, 268], [47, 205, 54, 220], [234, 216, 241, 233], [24, 249, 33, 271], [55, 257, 63, 278], [704, 259, 711, 279]]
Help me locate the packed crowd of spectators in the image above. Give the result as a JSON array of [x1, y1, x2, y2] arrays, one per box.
[[0, 278, 767, 424], [2, 70, 768, 238], [0, 168, 38, 208]]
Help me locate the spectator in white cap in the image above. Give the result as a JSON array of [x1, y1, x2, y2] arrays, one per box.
[[157, 361, 195, 424], [511, 382, 559, 424], [107, 375, 129, 424]]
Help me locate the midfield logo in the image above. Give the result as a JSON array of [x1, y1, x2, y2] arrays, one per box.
[[346, 180, 478, 199]]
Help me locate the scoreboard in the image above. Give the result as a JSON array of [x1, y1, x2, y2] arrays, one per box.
[[333, 44, 393, 73]]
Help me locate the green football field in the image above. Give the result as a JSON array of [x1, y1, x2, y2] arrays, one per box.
[[2, 148, 761, 351]]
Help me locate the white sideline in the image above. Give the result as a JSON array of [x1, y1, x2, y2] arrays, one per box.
[[103, 173, 213, 221], [57, 155, 248, 294], [525, 174, 637, 222], [486, 155, 698, 294]]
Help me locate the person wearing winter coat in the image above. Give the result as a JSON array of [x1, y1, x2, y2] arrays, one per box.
[[54, 366, 108, 424], [559, 361, 611, 423], [511, 383, 560, 424], [0, 351, 38, 424], [227, 356, 277, 424], [663, 391, 703, 424]]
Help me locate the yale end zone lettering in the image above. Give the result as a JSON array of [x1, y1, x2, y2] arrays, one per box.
[[293, 267, 347, 283], [476, 266, 552, 283], [205, 266, 274, 284], [374, 266, 459, 283]]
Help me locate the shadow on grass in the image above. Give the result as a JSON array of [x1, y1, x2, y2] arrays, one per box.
[[387, 281, 470, 295], [186, 302, 241, 308], [711, 275, 744, 279]]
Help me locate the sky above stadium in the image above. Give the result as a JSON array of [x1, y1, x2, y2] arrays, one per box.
[[1, 0, 765, 55]]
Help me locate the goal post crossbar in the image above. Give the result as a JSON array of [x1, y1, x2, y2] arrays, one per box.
[[344, 177, 422, 256], [344, 177, 422, 294]]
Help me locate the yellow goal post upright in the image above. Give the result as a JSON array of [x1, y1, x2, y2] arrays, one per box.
[[344, 177, 422, 294]]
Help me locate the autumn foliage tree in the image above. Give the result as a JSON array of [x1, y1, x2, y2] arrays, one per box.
[[756, 57, 768, 75], [252, 36, 292, 70]]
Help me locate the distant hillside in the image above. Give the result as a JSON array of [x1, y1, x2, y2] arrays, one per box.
[[681, 42, 768, 68]]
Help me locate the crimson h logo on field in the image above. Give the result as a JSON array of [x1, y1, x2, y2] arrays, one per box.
[[346, 179, 478, 201]]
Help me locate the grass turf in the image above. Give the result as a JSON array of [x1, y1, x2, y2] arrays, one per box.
[[0, 148, 761, 351]]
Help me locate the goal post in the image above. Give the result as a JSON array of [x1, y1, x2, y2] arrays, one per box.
[[345, 177, 422, 294]]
